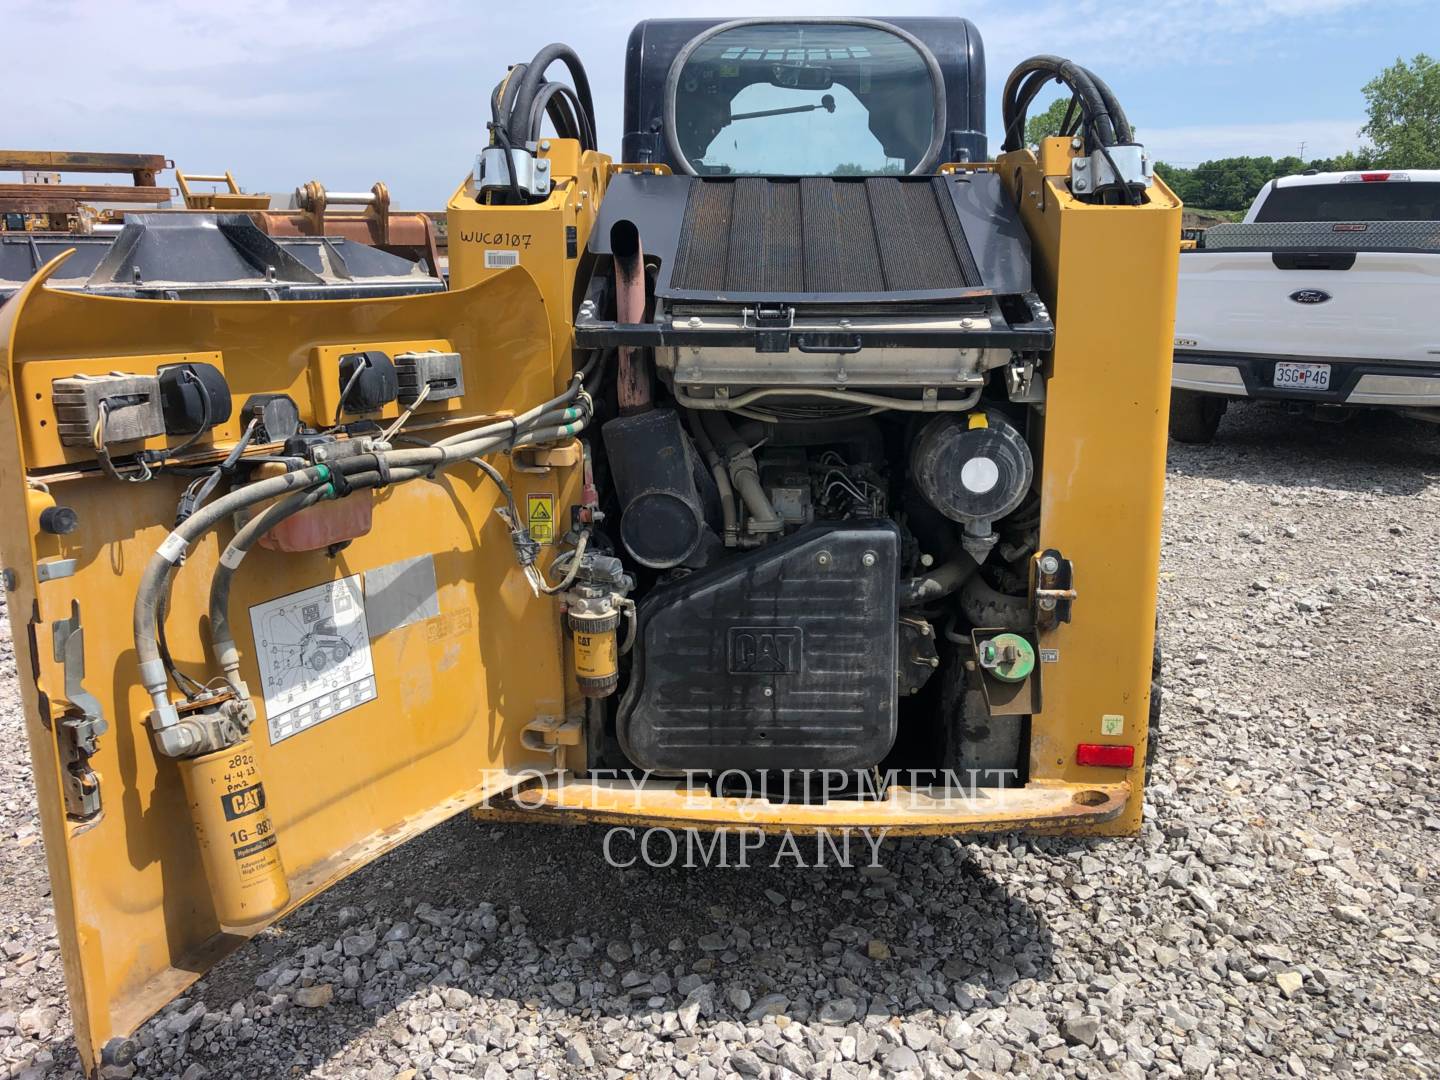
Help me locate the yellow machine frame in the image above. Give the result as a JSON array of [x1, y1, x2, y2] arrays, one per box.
[[0, 136, 1178, 1071]]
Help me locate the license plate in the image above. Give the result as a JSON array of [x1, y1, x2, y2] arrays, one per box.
[[1273, 361, 1331, 391]]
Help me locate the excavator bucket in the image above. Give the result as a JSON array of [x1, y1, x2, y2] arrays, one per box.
[[0, 256, 577, 1072]]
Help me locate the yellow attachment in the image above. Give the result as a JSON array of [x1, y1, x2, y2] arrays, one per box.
[[0, 255, 582, 1071], [967, 411, 988, 429], [177, 738, 289, 927], [174, 169, 270, 211]]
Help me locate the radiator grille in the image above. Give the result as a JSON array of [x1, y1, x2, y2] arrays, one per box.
[[669, 176, 982, 297]]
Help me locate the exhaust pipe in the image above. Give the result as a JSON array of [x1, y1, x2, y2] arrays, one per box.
[[611, 220, 652, 414]]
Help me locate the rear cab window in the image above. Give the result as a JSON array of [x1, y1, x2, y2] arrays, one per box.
[[668, 21, 942, 176], [1254, 177, 1440, 222]]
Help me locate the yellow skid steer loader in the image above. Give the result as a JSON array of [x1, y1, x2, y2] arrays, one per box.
[[0, 17, 1178, 1072]]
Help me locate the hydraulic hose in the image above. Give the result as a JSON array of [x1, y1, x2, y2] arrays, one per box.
[[208, 487, 329, 688], [503, 43, 597, 151], [684, 409, 738, 545], [700, 412, 782, 535], [136, 388, 592, 711], [1000, 55, 1133, 154], [135, 464, 332, 708], [898, 553, 979, 608]]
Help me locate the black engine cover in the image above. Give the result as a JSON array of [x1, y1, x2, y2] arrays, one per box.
[[618, 522, 900, 772]]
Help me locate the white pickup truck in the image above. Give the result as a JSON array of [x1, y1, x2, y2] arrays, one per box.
[[1170, 169, 1440, 442]]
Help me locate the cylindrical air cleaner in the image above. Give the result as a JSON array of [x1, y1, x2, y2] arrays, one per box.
[[910, 411, 1034, 528]]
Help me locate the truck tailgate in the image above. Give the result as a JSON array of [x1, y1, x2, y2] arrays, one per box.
[[1175, 250, 1440, 364]]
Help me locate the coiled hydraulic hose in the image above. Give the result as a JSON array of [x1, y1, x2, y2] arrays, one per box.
[[1000, 55, 1133, 155], [498, 43, 597, 151], [484, 43, 597, 204], [134, 379, 592, 715]]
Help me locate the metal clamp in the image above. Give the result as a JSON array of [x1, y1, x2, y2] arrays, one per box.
[[50, 601, 108, 820], [1071, 144, 1153, 196], [474, 147, 552, 199]]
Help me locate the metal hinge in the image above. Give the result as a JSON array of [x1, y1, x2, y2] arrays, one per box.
[[1034, 549, 1076, 632], [521, 715, 582, 761], [50, 601, 108, 820], [1006, 355, 1045, 405]]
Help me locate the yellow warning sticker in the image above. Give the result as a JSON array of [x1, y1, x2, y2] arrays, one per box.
[[527, 493, 555, 544], [1101, 714, 1125, 736]]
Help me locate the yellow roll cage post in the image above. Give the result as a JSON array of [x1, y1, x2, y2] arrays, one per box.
[[0, 50, 1178, 1080]]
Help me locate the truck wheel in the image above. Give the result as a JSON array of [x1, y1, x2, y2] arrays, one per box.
[[1168, 390, 1227, 444]]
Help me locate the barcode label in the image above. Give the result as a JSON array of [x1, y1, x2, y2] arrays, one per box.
[[485, 250, 520, 269]]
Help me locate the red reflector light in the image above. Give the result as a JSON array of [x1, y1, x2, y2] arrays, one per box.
[[1360, 172, 1391, 182], [1076, 743, 1135, 768]]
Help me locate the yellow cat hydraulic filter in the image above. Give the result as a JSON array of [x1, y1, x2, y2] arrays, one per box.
[[177, 738, 289, 927], [568, 605, 619, 697]]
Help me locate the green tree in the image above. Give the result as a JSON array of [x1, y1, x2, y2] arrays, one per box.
[[1157, 156, 1331, 212], [1360, 54, 1440, 168], [1024, 97, 1072, 146]]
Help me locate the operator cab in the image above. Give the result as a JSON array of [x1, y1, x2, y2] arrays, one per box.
[[579, 17, 1050, 405]]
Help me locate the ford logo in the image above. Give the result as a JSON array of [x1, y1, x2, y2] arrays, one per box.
[[1289, 289, 1331, 305]]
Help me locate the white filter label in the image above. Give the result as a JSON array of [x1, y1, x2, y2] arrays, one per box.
[[249, 574, 376, 744]]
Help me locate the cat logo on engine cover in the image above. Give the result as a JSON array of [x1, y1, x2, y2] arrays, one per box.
[[728, 627, 802, 674]]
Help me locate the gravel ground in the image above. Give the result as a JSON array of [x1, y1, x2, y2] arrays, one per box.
[[2, 402, 1438, 1080]]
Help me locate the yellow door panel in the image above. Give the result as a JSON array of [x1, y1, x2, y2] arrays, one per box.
[[0, 257, 578, 1071]]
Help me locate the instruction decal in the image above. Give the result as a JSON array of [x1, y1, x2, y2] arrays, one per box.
[[527, 492, 555, 544], [249, 574, 377, 744], [1101, 714, 1125, 736]]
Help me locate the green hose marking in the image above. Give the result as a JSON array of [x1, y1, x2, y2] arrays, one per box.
[[313, 463, 335, 499]]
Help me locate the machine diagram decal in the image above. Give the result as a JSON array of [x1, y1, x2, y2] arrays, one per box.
[[249, 575, 377, 744], [527, 493, 555, 544]]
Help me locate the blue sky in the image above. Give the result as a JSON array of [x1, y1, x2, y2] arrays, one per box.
[[3, 0, 1433, 207]]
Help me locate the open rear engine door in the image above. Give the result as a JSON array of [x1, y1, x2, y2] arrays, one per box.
[[0, 256, 579, 1072]]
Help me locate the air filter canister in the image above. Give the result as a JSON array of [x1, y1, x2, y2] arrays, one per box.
[[601, 408, 710, 569], [910, 412, 1033, 526]]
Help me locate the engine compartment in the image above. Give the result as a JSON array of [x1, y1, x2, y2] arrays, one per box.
[[553, 160, 1061, 792], [575, 353, 1046, 787]]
